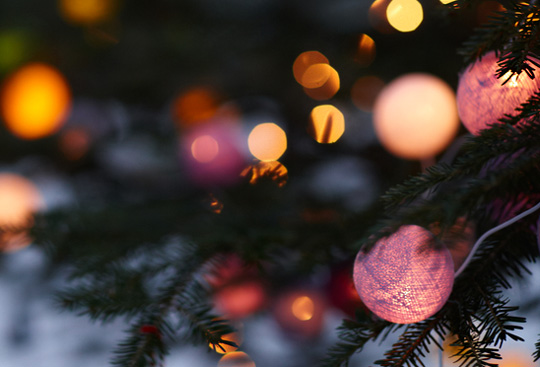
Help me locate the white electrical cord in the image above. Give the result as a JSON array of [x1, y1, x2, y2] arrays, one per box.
[[454, 201, 540, 278]]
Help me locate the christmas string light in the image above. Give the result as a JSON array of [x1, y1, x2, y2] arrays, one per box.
[[353, 225, 455, 324]]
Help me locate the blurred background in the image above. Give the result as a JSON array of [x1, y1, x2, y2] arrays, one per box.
[[0, 0, 539, 366]]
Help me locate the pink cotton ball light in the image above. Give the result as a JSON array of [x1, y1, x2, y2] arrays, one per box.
[[353, 225, 454, 324], [456, 51, 540, 135]]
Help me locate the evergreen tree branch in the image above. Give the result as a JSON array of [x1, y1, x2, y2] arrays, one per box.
[[475, 286, 525, 347], [374, 315, 448, 367]]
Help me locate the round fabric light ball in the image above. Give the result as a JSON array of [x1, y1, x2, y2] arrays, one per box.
[[456, 51, 540, 135], [373, 73, 459, 159], [353, 225, 454, 324]]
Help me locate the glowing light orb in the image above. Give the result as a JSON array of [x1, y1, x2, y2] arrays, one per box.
[[293, 51, 329, 85], [302, 64, 340, 100], [273, 289, 326, 339], [353, 225, 454, 324], [456, 51, 540, 135], [218, 351, 256, 367], [0, 173, 43, 252], [1, 63, 71, 140], [373, 73, 459, 159], [240, 161, 288, 187], [59, 0, 119, 25], [308, 104, 345, 144], [191, 135, 219, 163], [351, 75, 385, 112], [248, 123, 287, 162], [387, 0, 423, 32], [355, 34, 376, 67]]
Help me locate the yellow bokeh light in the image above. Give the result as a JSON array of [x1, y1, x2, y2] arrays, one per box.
[[1, 63, 71, 140], [240, 161, 288, 187], [248, 123, 287, 162], [210, 332, 242, 354], [291, 296, 315, 321], [59, 0, 119, 25], [292, 51, 329, 85], [191, 135, 219, 163], [355, 34, 376, 67], [218, 351, 256, 367], [386, 0, 423, 32], [439, 0, 456, 3], [0, 173, 43, 252], [308, 104, 345, 144], [302, 64, 340, 101]]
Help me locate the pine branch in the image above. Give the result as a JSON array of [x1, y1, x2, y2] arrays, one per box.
[[319, 319, 392, 367], [57, 279, 151, 323], [374, 315, 448, 367], [456, 1, 540, 77], [475, 287, 525, 348], [450, 334, 501, 367], [112, 319, 172, 367]]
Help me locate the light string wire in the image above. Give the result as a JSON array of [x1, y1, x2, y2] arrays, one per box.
[[454, 201, 540, 278]]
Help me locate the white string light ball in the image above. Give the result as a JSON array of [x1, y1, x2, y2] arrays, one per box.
[[456, 51, 540, 135], [373, 73, 459, 159], [353, 225, 454, 324]]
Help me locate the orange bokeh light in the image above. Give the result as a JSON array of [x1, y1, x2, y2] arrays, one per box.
[[292, 51, 329, 85], [172, 86, 221, 127], [218, 351, 256, 367], [302, 64, 340, 100], [248, 123, 287, 162], [355, 34, 376, 67], [291, 296, 315, 321], [210, 331, 242, 354], [351, 75, 385, 112], [240, 161, 288, 187], [59, 0, 119, 25], [191, 135, 219, 163], [273, 289, 326, 339], [1, 63, 71, 140], [0, 173, 43, 252], [308, 104, 345, 144]]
